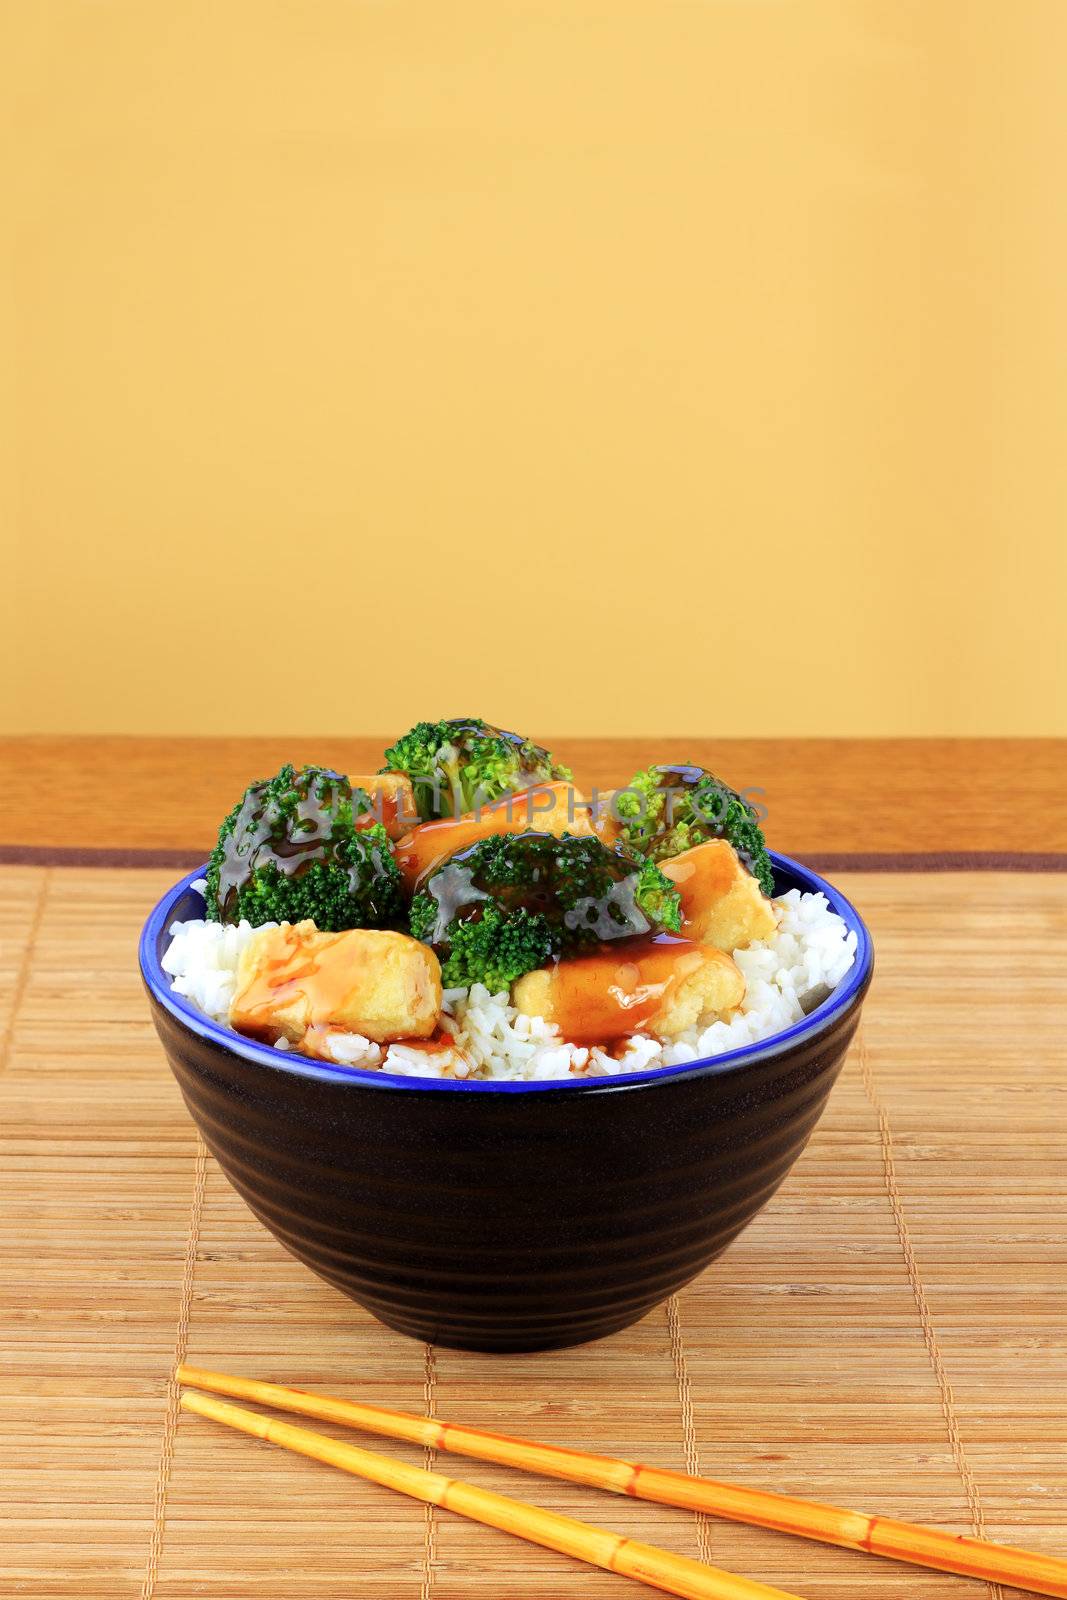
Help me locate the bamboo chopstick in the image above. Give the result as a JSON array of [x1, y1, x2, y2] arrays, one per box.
[[180, 1390, 806, 1600], [177, 1366, 1067, 1598]]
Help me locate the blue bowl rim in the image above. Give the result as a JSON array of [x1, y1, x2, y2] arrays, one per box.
[[140, 852, 873, 1096]]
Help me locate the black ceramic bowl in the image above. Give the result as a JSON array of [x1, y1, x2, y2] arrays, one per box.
[[141, 852, 872, 1352]]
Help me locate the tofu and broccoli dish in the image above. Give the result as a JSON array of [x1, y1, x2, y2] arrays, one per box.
[[163, 719, 857, 1080]]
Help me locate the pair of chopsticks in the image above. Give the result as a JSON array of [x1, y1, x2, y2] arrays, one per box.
[[177, 1365, 1067, 1600]]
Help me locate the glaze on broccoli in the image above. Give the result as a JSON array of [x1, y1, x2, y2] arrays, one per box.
[[205, 764, 404, 930], [409, 897, 552, 994], [381, 718, 572, 821], [615, 764, 774, 896], [409, 831, 682, 989]]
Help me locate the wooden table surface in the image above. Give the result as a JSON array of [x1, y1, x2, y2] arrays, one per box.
[[2, 736, 1065, 1600], [2, 735, 1065, 856]]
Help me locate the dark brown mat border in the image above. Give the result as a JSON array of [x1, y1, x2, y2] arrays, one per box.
[[1, 845, 1065, 873], [807, 851, 1067, 873]]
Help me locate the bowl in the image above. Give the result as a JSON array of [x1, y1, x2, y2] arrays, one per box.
[[140, 852, 873, 1352]]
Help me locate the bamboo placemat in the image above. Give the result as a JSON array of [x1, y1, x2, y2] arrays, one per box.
[[1, 865, 1065, 1599]]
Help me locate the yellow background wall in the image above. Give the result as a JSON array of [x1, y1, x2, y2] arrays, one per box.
[[2, 2, 1064, 738]]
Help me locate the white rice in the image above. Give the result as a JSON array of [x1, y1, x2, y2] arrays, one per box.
[[163, 882, 856, 1081]]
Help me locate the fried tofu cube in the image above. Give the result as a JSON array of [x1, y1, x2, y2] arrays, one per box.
[[583, 788, 625, 847], [651, 945, 746, 1037], [511, 940, 744, 1044], [660, 839, 776, 952], [349, 773, 419, 840], [230, 921, 441, 1046], [509, 967, 555, 1022]]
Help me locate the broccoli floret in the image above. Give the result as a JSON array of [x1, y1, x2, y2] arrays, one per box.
[[414, 899, 555, 992], [631, 854, 688, 929], [409, 831, 682, 989], [615, 764, 774, 896], [205, 763, 404, 930], [381, 718, 572, 820]]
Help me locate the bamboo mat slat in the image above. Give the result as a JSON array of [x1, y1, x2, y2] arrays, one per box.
[[1, 867, 1065, 1599]]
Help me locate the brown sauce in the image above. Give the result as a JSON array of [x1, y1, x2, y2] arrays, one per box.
[[388, 1027, 458, 1056], [547, 933, 705, 1044]]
